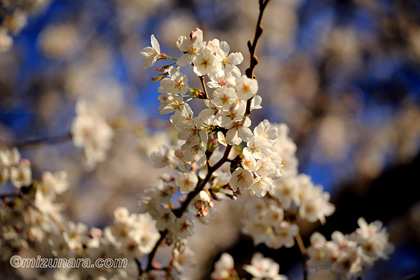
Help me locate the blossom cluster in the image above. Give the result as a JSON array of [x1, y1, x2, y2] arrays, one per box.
[[239, 123, 334, 249], [211, 252, 288, 280], [139, 29, 288, 247], [71, 99, 114, 170], [0, 147, 162, 280], [143, 29, 282, 199], [0, 0, 51, 52], [135, 27, 393, 279], [307, 218, 394, 279], [0, 147, 31, 188]]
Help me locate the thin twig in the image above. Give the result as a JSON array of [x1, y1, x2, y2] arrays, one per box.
[[295, 233, 308, 280], [1, 132, 73, 149], [199, 76, 209, 99], [174, 144, 232, 218], [245, 0, 270, 116], [135, 258, 143, 279], [145, 230, 168, 272]]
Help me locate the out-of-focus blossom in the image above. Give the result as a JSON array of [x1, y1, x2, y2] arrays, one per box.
[[38, 24, 80, 59], [243, 253, 288, 280], [71, 100, 114, 170]]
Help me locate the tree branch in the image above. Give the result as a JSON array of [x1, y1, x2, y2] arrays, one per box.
[[145, 144, 233, 273], [245, 0, 270, 116], [1, 132, 72, 149], [199, 76, 209, 99], [295, 233, 308, 280], [145, 229, 168, 272]]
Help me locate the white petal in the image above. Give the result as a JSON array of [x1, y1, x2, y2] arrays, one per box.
[[220, 41, 230, 56], [239, 127, 253, 142], [177, 53, 194, 67], [226, 128, 241, 145], [151, 34, 160, 53], [228, 52, 243, 65]]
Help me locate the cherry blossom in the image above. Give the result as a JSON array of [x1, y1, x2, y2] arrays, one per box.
[[140, 34, 161, 69]]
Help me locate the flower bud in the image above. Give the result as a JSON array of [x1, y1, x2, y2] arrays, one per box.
[[151, 73, 168, 82]]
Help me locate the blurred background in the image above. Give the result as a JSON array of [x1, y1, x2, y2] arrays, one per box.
[[1, 0, 420, 279]]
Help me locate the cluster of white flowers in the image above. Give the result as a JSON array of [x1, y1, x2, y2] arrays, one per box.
[[0, 147, 31, 188], [271, 174, 335, 224], [138, 28, 291, 277], [239, 123, 334, 249], [139, 30, 284, 256], [104, 207, 160, 259], [211, 252, 288, 280], [71, 99, 114, 170], [230, 121, 288, 197], [143, 29, 281, 202], [307, 218, 394, 279], [0, 147, 164, 279], [136, 27, 393, 279], [0, 0, 51, 52], [241, 196, 298, 249], [48, 206, 160, 280]]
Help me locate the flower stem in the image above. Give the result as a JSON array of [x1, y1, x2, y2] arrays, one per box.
[[295, 233, 308, 280], [199, 76, 209, 99]]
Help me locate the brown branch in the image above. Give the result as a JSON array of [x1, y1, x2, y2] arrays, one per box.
[[295, 233, 308, 280], [174, 144, 232, 218], [145, 144, 233, 273], [199, 76, 209, 99], [245, 0, 270, 116], [145, 230, 168, 272], [1, 132, 73, 149]]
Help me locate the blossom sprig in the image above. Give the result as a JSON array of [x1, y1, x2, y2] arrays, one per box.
[[71, 99, 114, 170], [0, 147, 31, 188], [307, 218, 394, 279], [211, 252, 288, 280], [138, 13, 328, 278], [139, 26, 273, 277], [136, 0, 393, 278], [0, 147, 163, 279]]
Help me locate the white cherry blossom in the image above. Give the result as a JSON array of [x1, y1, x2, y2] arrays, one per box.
[[230, 167, 254, 191], [235, 75, 258, 100], [176, 171, 198, 194], [158, 66, 189, 96], [217, 41, 243, 76], [211, 253, 235, 280], [140, 34, 161, 69], [193, 46, 221, 76], [224, 116, 253, 145], [176, 28, 205, 67], [243, 253, 288, 280]]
